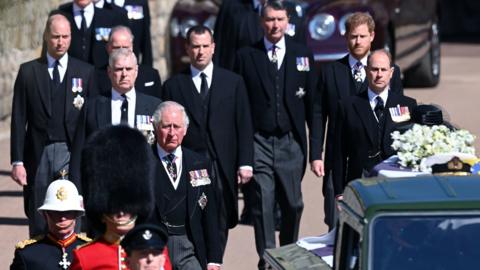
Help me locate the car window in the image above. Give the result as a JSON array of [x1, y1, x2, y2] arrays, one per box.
[[370, 214, 480, 270]]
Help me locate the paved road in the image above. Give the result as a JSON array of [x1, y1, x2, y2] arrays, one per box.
[[0, 42, 479, 269]]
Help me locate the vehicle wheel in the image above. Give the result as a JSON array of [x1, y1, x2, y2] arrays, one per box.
[[403, 20, 441, 88]]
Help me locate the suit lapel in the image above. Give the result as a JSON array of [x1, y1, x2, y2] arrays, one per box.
[[64, 57, 75, 123], [96, 95, 111, 127], [352, 92, 377, 145], [251, 42, 274, 100], [152, 146, 169, 215], [183, 151, 199, 220], [284, 39, 295, 100], [178, 71, 203, 126], [35, 58, 52, 116], [134, 92, 146, 126], [383, 92, 402, 139], [208, 67, 223, 125], [335, 55, 356, 98]]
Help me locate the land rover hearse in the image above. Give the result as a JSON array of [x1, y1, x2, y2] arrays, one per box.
[[264, 175, 480, 269]]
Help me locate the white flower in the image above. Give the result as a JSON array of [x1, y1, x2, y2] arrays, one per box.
[[73, 95, 84, 110], [390, 124, 477, 172]]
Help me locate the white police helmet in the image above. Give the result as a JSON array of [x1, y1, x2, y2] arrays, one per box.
[[38, 179, 85, 215]]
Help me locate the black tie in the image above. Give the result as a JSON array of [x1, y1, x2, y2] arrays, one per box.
[[374, 96, 386, 156], [165, 153, 177, 181], [80, 9, 87, 33], [120, 94, 128, 124], [200, 72, 208, 99], [374, 96, 384, 122], [270, 45, 278, 68], [52, 60, 60, 86]]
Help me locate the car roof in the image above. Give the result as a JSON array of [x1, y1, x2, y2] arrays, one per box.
[[343, 175, 480, 218]]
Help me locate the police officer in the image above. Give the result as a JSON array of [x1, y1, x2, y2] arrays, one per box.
[[121, 224, 169, 270], [10, 178, 90, 270]]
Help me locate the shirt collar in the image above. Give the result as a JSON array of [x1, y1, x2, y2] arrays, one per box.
[[73, 2, 94, 14], [348, 53, 368, 69], [46, 53, 68, 68], [94, 0, 105, 8], [252, 0, 262, 10], [156, 144, 182, 160], [190, 61, 214, 79], [264, 36, 286, 52], [368, 87, 389, 104], [111, 88, 136, 100]]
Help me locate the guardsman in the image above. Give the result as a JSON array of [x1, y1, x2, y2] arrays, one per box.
[[10, 177, 90, 269], [69, 125, 171, 270]]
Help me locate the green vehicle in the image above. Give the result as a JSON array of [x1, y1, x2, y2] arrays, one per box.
[[265, 175, 480, 269]]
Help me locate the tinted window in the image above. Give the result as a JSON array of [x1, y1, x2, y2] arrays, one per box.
[[371, 215, 480, 270]]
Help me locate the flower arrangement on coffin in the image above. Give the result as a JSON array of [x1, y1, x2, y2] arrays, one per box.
[[391, 124, 477, 172]]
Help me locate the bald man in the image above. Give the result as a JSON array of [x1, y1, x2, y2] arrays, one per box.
[[10, 12, 96, 237]]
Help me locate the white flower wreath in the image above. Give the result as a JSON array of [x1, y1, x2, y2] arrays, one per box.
[[391, 124, 476, 172]]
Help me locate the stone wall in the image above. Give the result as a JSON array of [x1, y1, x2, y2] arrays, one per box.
[[0, 0, 177, 121]]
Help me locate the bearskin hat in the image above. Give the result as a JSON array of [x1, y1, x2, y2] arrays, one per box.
[[81, 125, 154, 231]]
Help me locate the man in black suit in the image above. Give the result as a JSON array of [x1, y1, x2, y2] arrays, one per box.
[[69, 48, 161, 188], [234, 1, 322, 268], [92, 0, 129, 25], [94, 0, 153, 66], [333, 49, 417, 198], [148, 101, 222, 270], [58, 0, 127, 68], [10, 13, 96, 237], [316, 12, 404, 230], [214, 0, 305, 70], [95, 26, 161, 98], [162, 25, 254, 258]]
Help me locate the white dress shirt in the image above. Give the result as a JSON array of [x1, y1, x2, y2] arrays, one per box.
[[111, 88, 136, 127], [264, 36, 286, 69], [73, 2, 94, 30], [190, 62, 214, 93], [47, 53, 68, 83], [156, 145, 183, 190], [349, 54, 368, 82]]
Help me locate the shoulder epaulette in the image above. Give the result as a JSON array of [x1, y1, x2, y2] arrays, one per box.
[[75, 238, 98, 250], [76, 233, 92, 243], [15, 235, 44, 249]]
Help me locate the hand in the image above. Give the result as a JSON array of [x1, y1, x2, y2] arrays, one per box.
[[237, 168, 253, 185], [310, 160, 325, 177], [335, 195, 344, 212], [207, 264, 221, 270], [11, 165, 27, 186]]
